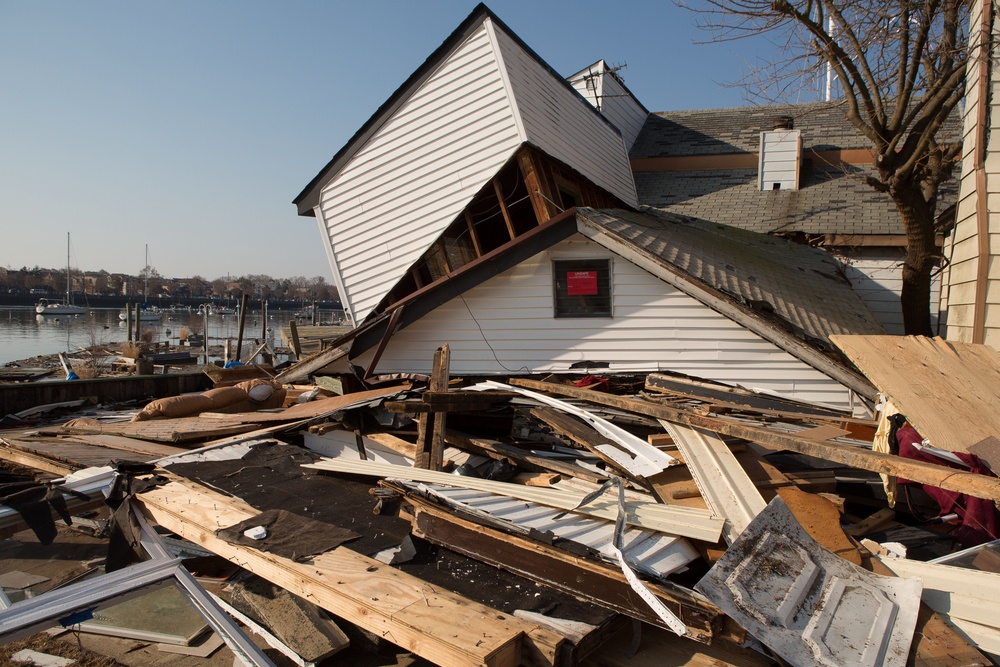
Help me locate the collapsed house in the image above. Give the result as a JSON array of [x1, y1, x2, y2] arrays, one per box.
[[2, 3, 999, 667], [291, 3, 884, 413]]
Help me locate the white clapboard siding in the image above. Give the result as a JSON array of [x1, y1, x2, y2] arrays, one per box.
[[492, 27, 638, 207], [318, 21, 523, 322], [567, 61, 648, 153], [758, 130, 801, 191], [355, 235, 854, 409], [837, 249, 941, 335]]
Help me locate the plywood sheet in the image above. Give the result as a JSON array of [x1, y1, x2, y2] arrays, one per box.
[[830, 335, 1000, 469], [211, 385, 410, 423]]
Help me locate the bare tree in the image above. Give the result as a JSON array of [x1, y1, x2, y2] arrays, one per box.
[[685, 0, 971, 335]]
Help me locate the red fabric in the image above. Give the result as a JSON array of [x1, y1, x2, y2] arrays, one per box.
[[896, 425, 1000, 547], [574, 375, 609, 392]]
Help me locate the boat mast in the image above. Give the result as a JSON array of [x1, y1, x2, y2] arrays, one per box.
[[66, 232, 71, 305]]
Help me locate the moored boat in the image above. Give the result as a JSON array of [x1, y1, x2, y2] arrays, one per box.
[[35, 233, 87, 315]]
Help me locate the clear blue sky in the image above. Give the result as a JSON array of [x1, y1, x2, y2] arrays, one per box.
[[0, 1, 796, 281]]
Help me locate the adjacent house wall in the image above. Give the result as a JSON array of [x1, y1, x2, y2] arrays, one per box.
[[945, 0, 1000, 348], [568, 61, 648, 153], [836, 248, 941, 335], [317, 21, 523, 323], [353, 235, 855, 410]]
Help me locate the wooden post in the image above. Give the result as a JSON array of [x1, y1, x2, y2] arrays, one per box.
[[203, 306, 209, 364], [126, 303, 133, 343], [236, 294, 248, 360], [312, 300, 318, 326], [261, 300, 272, 365], [134, 303, 141, 346], [288, 320, 302, 358], [416, 344, 450, 471]]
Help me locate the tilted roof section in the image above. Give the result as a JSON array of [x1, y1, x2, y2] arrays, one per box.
[[294, 3, 637, 323], [576, 207, 886, 350]]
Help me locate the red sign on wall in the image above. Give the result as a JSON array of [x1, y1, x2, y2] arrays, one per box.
[[567, 270, 598, 296]]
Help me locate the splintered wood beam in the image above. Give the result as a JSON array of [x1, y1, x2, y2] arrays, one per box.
[[493, 179, 517, 241], [136, 473, 565, 667], [464, 210, 483, 257], [508, 379, 1000, 503], [407, 499, 719, 643], [528, 407, 635, 480], [445, 430, 609, 484], [416, 345, 450, 471], [517, 150, 556, 224]]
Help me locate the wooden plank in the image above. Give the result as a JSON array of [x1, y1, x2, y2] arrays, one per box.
[[508, 378, 1000, 503], [53, 418, 261, 443], [416, 346, 449, 471], [135, 474, 564, 667], [0, 443, 78, 476], [529, 407, 634, 480], [60, 434, 188, 458], [830, 335, 1000, 469], [408, 500, 719, 642], [218, 385, 411, 423]]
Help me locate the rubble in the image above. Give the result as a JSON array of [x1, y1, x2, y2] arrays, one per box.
[[0, 335, 998, 666]]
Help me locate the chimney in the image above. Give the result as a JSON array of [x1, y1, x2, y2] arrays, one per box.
[[759, 118, 801, 191]]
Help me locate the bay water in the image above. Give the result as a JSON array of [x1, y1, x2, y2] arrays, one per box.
[[0, 307, 313, 366]]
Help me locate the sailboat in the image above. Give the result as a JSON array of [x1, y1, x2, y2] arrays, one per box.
[[119, 245, 162, 322], [35, 233, 87, 315]]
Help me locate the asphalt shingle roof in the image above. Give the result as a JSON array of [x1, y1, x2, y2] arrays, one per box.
[[630, 100, 959, 237], [579, 207, 887, 348]]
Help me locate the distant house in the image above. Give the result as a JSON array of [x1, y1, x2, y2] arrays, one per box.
[[294, 4, 882, 411], [621, 101, 958, 336]]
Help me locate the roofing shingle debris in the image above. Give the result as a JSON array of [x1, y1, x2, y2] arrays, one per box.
[[1, 336, 999, 667]]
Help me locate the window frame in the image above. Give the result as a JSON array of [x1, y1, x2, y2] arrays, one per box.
[[551, 258, 613, 319]]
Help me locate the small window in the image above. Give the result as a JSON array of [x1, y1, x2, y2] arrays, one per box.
[[553, 259, 612, 318]]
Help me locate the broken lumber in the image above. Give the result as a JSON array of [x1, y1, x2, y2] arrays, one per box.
[[135, 473, 565, 667], [406, 498, 720, 643], [304, 457, 724, 542], [508, 378, 1000, 503]]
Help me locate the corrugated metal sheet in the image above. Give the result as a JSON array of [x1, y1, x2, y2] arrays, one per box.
[[353, 234, 855, 409], [408, 482, 699, 579], [492, 29, 638, 208], [567, 61, 648, 153], [318, 21, 523, 321]]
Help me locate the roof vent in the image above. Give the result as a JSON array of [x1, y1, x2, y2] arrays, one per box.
[[772, 116, 794, 130], [759, 127, 802, 191]]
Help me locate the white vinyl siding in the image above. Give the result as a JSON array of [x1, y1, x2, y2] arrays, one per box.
[[944, 0, 1000, 348], [568, 61, 648, 153], [837, 249, 941, 336], [492, 29, 639, 208], [317, 22, 523, 322], [356, 235, 854, 409], [758, 130, 801, 191]]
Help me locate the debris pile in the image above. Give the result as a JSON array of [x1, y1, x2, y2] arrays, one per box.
[[0, 336, 999, 666]]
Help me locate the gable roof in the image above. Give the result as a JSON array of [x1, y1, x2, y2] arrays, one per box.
[[629, 101, 959, 238], [294, 4, 637, 325], [294, 4, 632, 216]]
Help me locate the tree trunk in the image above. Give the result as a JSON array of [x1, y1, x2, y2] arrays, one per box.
[[892, 187, 938, 336]]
